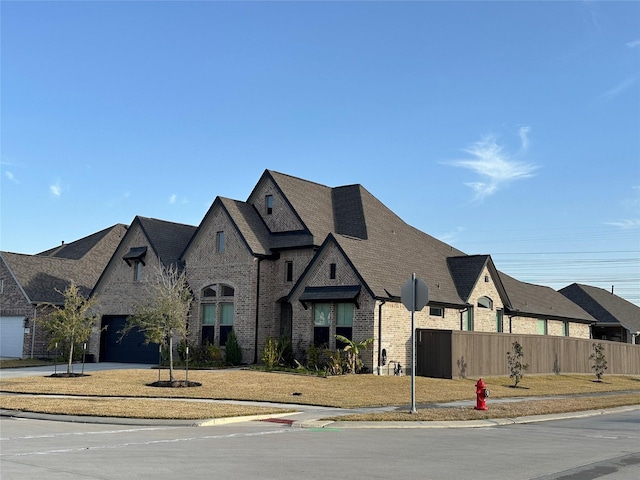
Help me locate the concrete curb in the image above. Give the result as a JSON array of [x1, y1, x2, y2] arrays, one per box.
[[292, 405, 640, 429], [4, 405, 638, 429], [0, 408, 299, 428]]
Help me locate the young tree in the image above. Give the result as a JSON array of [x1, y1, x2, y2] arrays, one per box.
[[334, 335, 374, 374], [40, 282, 99, 375], [589, 342, 608, 382], [507, 341, 529, 387], [123, 263, 193, 382]]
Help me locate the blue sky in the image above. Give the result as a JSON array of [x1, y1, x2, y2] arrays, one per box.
[[1, 1, 639, 305]]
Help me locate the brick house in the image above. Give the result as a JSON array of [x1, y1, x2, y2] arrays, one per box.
[[560, 283, 640, 344], [172, 170, 595, 373], [0, 224, 126, 358], [90, 216, 196, 362]]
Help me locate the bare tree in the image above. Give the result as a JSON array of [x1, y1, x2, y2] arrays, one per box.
[[123, 263, 193, 382], [40, 282, 99, 375]]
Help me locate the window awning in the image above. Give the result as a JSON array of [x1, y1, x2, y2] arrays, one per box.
[[299, 285, 361, 309], [123, 246, 147, 266]]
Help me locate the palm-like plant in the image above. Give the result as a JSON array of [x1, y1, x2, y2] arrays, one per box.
[[334, 335, 373, 374]]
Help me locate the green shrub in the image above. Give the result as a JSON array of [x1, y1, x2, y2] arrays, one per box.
[[225, 329, 242, 366], [173, 340, 224, 368]]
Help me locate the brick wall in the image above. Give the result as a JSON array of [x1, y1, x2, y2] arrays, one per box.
[[89, 226, 164, 360], [249, 177, 304, 233]]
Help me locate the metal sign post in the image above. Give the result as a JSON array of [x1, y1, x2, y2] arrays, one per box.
[[401, 273, 429, 414]]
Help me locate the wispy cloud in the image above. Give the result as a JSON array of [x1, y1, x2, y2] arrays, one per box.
[[445, 127, 538, 202], [437, 226, 466, 245], [50, 180, 62, 197], [605, 219, 640, 229], [600, 76, 638, 101], [5, 171, 19, 184], [626, 39, 640, 48], [169, 194, 177, 204]]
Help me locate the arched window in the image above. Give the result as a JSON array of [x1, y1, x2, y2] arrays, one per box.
[[202, 286, 217, 297], [477, 296, 493, 309], [201, 284, 235, 346]]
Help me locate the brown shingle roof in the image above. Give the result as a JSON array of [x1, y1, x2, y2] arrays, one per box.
[[137, 217, 197, 267], [219, 198, 271, 256], [499, 273, 595, 323], [267, 170, 335, 242], [1, 224, 127, 304], [37, 224, 127, 260], [330, 184, 466, 304], [559, 283, 640, 333]]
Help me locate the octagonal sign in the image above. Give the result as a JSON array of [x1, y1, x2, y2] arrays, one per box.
[[401, 275, 429, 312]]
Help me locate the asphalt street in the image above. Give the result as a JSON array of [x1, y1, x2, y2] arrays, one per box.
[[1, 363, 639, 479], [1, 409, 639, 479]]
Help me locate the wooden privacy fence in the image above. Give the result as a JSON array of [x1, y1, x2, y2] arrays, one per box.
[[416, 329, 640, 379]]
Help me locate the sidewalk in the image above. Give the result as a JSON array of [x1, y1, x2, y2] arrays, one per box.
[[2, 391, 638, 429], [2, 363, 639, 429]]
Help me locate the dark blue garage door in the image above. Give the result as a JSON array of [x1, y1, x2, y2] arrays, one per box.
[[100, 316, 159, 364]]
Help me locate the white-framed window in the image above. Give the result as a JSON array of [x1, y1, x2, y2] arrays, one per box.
[[563, 321, 570, 337], [429, 306, 444, 317]]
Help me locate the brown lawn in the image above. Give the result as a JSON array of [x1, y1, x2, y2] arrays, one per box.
[[1, 369, 638, 421]]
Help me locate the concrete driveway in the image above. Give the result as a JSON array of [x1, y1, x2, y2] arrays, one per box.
[[0, 362, 154, 379]]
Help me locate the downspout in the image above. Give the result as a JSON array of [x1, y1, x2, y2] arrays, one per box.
[[253, 257, 262, 364], [377, 299, 386, 375], [459, 307, 468, 331]]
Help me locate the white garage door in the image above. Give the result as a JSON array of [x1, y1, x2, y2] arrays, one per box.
[[0, 317, 25, 358]]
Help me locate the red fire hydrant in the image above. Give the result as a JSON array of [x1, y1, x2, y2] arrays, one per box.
[[475, 378, 490, 410]]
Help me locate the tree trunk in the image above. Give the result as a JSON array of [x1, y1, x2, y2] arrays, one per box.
[[168, 335, 174, 382], [67, 337, 74, 374]]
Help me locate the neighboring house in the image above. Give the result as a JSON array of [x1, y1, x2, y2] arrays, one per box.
[[90, 216, 196, 363], [174, 170, 595, 373], [0, 225, 127, 358], [560, 283, 640, 344]]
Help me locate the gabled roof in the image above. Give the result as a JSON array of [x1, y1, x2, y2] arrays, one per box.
[[136, 217, 196, 267], [1, 224, 127, 304], [218, 198, 272, 256], [265, 170, 335, 242], [37, 224, 127, 260], [281, 181, 467, 305], [1, 252, 95, 303], [499, 273, 595, 323], [559, 283, 640, 333]]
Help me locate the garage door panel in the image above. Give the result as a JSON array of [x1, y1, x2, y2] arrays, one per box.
[[0, 317, 25, 358], [100, 316, 159, 364]]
